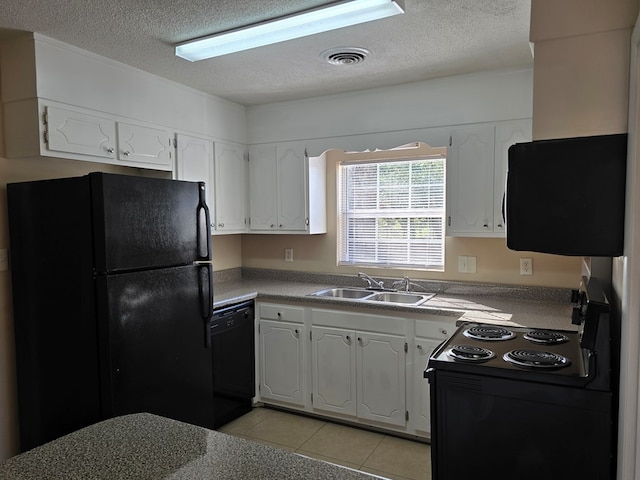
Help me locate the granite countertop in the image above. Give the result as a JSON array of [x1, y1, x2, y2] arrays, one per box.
[[0, 413, 387, 480], [213, 271, 576, 331]]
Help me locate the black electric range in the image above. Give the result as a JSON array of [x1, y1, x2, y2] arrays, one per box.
[[424, 276, 617, 480]]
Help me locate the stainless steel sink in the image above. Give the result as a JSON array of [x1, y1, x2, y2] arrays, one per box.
[[309, 287, 375, 299], [309, 287, 434, 306], [367, 292, 434, 306]]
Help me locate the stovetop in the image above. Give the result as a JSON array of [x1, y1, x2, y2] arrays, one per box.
[[428, 322, 592, 386]]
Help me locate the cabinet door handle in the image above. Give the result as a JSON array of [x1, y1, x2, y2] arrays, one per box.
[[346, 335, 351, 344], [294, 329, 299, 337], [417, 344, 423, 350], [122, 150, 131, 156], [106, 147, 114, 154], [218, 223, 224, 228]]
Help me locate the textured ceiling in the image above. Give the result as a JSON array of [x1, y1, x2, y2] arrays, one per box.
[[0, 0, 532, 106]]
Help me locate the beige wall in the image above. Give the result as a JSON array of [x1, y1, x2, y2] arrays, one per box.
[[241, 147, 581, 288]]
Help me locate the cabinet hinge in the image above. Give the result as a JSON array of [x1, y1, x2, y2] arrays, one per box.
[[43, 131, 48, 144], [309, 331, 312, 341], [449, 135, 452, 146], [311, 392, 313, 403], [405, 411, 409, 422], [42, 111, 48, 125], [173, 138, 177, 148], [404, 342, 408, 353], [304, 148, 308, 158], [447, 216, 451, 227]]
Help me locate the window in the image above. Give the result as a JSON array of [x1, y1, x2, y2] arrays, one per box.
[[338, 153, 446, 270]]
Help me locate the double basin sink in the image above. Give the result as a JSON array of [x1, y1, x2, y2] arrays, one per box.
[[309, 287, 435, 306]]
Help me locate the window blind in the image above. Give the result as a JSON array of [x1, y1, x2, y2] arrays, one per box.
[[338, 156, 445, 270]]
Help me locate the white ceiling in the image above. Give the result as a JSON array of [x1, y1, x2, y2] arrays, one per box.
[[0, 0, 532, 106]]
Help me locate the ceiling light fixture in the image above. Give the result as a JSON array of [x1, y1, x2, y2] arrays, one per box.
[[175, 0, 405, 62]]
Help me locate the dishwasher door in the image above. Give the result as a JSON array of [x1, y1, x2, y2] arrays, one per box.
[[211, 300, 255, 428]]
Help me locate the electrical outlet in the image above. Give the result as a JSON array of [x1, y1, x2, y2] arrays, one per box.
[[520, 258, 533, 275], [0, 249, 7, 272], [284, 248, 294, 262]]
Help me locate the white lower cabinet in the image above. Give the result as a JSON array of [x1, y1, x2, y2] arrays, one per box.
[[258, 304, 306, 407], [312, 326, 406, 427], [311, 326, 357, 416], [412, 319, 455, 434], [257, 301, 456, 437]]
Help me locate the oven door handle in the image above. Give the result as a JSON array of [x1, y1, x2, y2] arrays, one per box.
[[424, 367, 435, 380]]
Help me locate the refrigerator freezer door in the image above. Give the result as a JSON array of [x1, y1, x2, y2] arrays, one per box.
[[97, 264, 215, 429], [91, 173, 211, 273]]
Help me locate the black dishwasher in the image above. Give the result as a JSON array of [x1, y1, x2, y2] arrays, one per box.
[[211, 300, 255, 428]]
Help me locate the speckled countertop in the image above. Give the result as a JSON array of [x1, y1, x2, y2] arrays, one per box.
[[215, 269, 576, 331], [0, 413, 386, 480]]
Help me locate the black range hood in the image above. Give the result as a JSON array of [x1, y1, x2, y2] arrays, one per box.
[[505, 133, 627, 257]]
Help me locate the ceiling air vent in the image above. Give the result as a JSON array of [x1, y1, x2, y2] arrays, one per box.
[[321, 47, 370, 65]]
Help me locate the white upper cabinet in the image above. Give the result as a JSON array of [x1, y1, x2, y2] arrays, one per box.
[[46, 105, 117, 159], [446, 124, 496, 236], [116, 122, 172, 168], [248, 142, 326, 234], [5, 100, 174, 171], [175, 135, 247, 235], [213, 141, 247, 234], [446, 120, 532, 237], [175, 133, 215, 227]]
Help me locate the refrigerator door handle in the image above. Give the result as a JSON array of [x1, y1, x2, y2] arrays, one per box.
[[198, 263, 214, 348], [196, 182, 211, 260]]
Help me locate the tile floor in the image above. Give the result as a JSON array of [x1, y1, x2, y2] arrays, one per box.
[[217, 407, 431, 480]]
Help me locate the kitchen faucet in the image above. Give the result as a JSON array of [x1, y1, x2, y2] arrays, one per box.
[[358, 272, 385, 290], [392, 276, 411, 292]]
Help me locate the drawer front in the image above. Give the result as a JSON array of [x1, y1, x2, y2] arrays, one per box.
[[259, 303, 305, 323], [416, 319, 455, 340]]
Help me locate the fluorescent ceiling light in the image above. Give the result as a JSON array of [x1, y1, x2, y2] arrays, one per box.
[[175, 0, 405, 61]]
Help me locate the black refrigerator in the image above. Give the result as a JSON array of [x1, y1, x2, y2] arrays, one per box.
[[7, 172, 215, 452]]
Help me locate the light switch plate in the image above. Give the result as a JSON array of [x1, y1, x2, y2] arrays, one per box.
[[285, 248, 294, 262]]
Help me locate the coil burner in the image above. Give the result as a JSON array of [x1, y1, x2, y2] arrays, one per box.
[[463, 325, 515, 341], [503, 349, 571, 369], [446, 344, 496, 363], [523, 329, 569, 345]]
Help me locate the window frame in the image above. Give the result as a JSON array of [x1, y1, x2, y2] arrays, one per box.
[[337, 152, 446, 271]]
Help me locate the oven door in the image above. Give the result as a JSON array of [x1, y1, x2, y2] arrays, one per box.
[[429, 369, 613, 480]]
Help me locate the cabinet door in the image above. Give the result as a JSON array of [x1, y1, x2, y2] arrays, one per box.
[[447, 125, 496, 236], [248, 145, 278, 231], [259, 320, 305, 406], [117, 122, 172, 169], [412, 338, 441, 434], [175, 134, 214, 228], [494, 120, 532, 233], [46, 105, 117, 159], [311, 326, 357, 416], [214, 141, 247, 233], [277, 144, 307, 231], [356, 332, 406, 427]]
